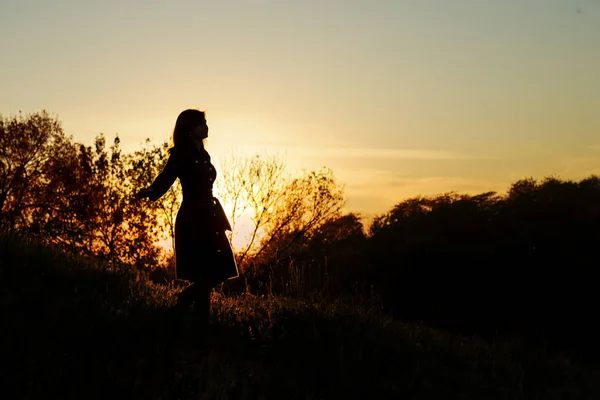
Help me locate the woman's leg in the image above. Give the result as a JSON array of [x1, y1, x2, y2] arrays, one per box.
[[177, 282, 212, 321], [176, 283, 196, 308], [192, 281, 212, 324]]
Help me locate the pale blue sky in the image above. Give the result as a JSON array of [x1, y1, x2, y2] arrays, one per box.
[[1, 0, 599, 215]]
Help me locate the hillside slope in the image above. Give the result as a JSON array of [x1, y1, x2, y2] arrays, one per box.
[[1, 235, 598, 399]]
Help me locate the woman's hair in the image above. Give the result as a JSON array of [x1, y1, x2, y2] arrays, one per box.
[[170, 109, 206, 151]]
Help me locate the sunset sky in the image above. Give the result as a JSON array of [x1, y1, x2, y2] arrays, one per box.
[[1, 0, 599, 218]]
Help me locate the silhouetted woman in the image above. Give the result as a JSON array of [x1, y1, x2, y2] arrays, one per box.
[[136, 109, 238, 323]]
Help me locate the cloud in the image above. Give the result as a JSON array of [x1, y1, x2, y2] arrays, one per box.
[[341, 169, 511, 214], [344, 194, 396, 218], [232, 143, 499, 162], [291, 146, 497, 161], [558, 156, 600, 177]]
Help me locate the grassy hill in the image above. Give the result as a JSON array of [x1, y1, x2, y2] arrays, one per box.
[[1, 235, 599, 399]]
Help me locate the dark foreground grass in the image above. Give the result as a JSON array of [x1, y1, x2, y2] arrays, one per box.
[[1, 235, 599, 399]]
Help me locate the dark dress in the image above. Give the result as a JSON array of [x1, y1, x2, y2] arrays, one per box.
[[148, 145, 239, 286]]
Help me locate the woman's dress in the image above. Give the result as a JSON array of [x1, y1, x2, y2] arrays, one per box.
[[148, 146, 238, 286]]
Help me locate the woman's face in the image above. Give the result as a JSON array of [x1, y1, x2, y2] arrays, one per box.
[[191, 122, 208, 139]]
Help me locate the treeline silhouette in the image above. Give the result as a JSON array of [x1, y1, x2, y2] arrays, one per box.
[[239, 178, 600, 362], [2, 110, 599, 363], [7, 236, 598, 399], [367, 180, 599, 346]]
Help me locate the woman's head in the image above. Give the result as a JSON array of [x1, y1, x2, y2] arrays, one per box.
[[172, 109, 208, 148]]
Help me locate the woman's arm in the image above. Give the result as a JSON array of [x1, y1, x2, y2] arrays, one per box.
[[137, 151, 179, 201]]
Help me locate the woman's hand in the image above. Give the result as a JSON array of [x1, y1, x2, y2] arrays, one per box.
[[136, 187, 153, 200]]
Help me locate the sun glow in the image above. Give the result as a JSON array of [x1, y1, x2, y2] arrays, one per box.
[[216, 196, 269, 254]]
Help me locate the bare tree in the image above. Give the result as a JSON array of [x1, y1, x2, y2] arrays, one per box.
[[215, 153, 287, 260], [254, 167, 346, 265], [216, 152, 346, 270]]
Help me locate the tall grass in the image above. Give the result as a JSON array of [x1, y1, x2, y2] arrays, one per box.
[[2, 234, 599, 399]]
